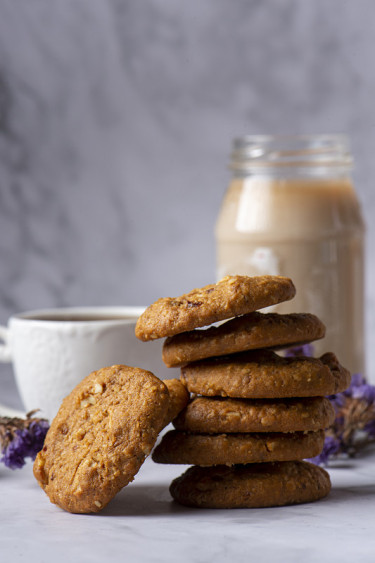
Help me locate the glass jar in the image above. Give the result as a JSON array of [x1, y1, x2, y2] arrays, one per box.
[[215, 135, 365, 375]]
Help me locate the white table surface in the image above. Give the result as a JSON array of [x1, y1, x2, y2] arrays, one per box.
[[0, 435, 374, 563], [1, 376, 375, 563]]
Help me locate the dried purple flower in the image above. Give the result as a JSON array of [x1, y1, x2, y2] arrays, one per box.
[[312, 373, 375, 465], [0, 411, 49, 469], [284, 343, 314, 358], [308, 436, 341, 466], [349, 372, 367, 388], [286, 346, 375, 466], [351, 383, 375, 402]]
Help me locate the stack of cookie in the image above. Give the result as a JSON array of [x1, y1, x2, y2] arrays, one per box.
[[135, 275, 351, 509]]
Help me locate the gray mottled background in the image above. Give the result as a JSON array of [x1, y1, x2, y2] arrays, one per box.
[[1, 0, 375, 407]]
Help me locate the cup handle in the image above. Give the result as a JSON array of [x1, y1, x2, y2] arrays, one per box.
[[0, 325, 25, 417], [0, 325, 11, 362]]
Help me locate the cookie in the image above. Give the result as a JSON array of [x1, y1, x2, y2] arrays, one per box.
[[173, 396, 335, 434], [152, 429, 325, 466], [33, 365, 170, 513], [169, 461, 331, 508], [135, 275, 296, 341], [162, 312, 325, 367], [180, 350, 350, 398], [163, 378, 190, 424]]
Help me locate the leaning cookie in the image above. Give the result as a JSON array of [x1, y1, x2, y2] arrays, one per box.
[[170, 461, 331, 508], [162, 311, 325, 367], [152, 429, 325, 466], [33, 365, 170, 514], [173, 396, 335, 434], [180, 350, 350, 399], [135, 275, 296, 341], [163, 378, 190, 424]]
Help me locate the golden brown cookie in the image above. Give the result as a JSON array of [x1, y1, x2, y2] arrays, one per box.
[[173, 396, 335, 434], [180, 350, 350, 398], [135, 276, 296, 341], [169, 461, 331, 508], [162, 311, 325, 367], [33, 365, 169, 514], [163, 378, 190, 424], [152, 429, 325, 466]]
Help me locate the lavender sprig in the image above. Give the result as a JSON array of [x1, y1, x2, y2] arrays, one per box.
[[0, 411, 49, 469], [319, 374, 375, 460], [284, 343, 315, 358], [309, 375, 375, 465], [285, 346, 375, 465]]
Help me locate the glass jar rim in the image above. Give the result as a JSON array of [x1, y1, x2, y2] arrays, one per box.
[[230, 134, 353, 171]]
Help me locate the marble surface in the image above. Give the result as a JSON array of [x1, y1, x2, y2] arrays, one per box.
[[1, 7, 375, 554], [1, 445, 375, 562], [1, 358, 375, 561], [0, 1, 375, 380]]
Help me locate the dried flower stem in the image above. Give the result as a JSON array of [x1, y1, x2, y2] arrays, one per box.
[[0, 410, 49, 469]]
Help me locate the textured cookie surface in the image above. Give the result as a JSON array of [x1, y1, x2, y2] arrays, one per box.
[[162, 311, 325, 367], [181, 350, 350, 398], [33, 365, 169, 513], [170, 461, 331, 508], [135, 275, 296, 341], [173, 396, 335, 434], [152, 429, 324, 466]]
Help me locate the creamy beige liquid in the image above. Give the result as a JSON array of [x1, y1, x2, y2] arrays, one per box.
[[215, 176, 365, 375]]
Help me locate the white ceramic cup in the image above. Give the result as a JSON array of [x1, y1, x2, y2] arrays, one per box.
[[0, 306, 178, 421]]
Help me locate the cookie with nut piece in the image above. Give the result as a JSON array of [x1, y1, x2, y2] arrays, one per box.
[[135, 275, 296, 341], [33, 365, 171, 514], [169, 461, 331, 509], [180, 350, 350, 399], [173, 395, 335, 434], [152, 429, 325, 466], [162, 311, 326, 367]]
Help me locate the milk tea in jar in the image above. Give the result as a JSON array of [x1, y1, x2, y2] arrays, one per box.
[[215, 135, 365, 375]]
